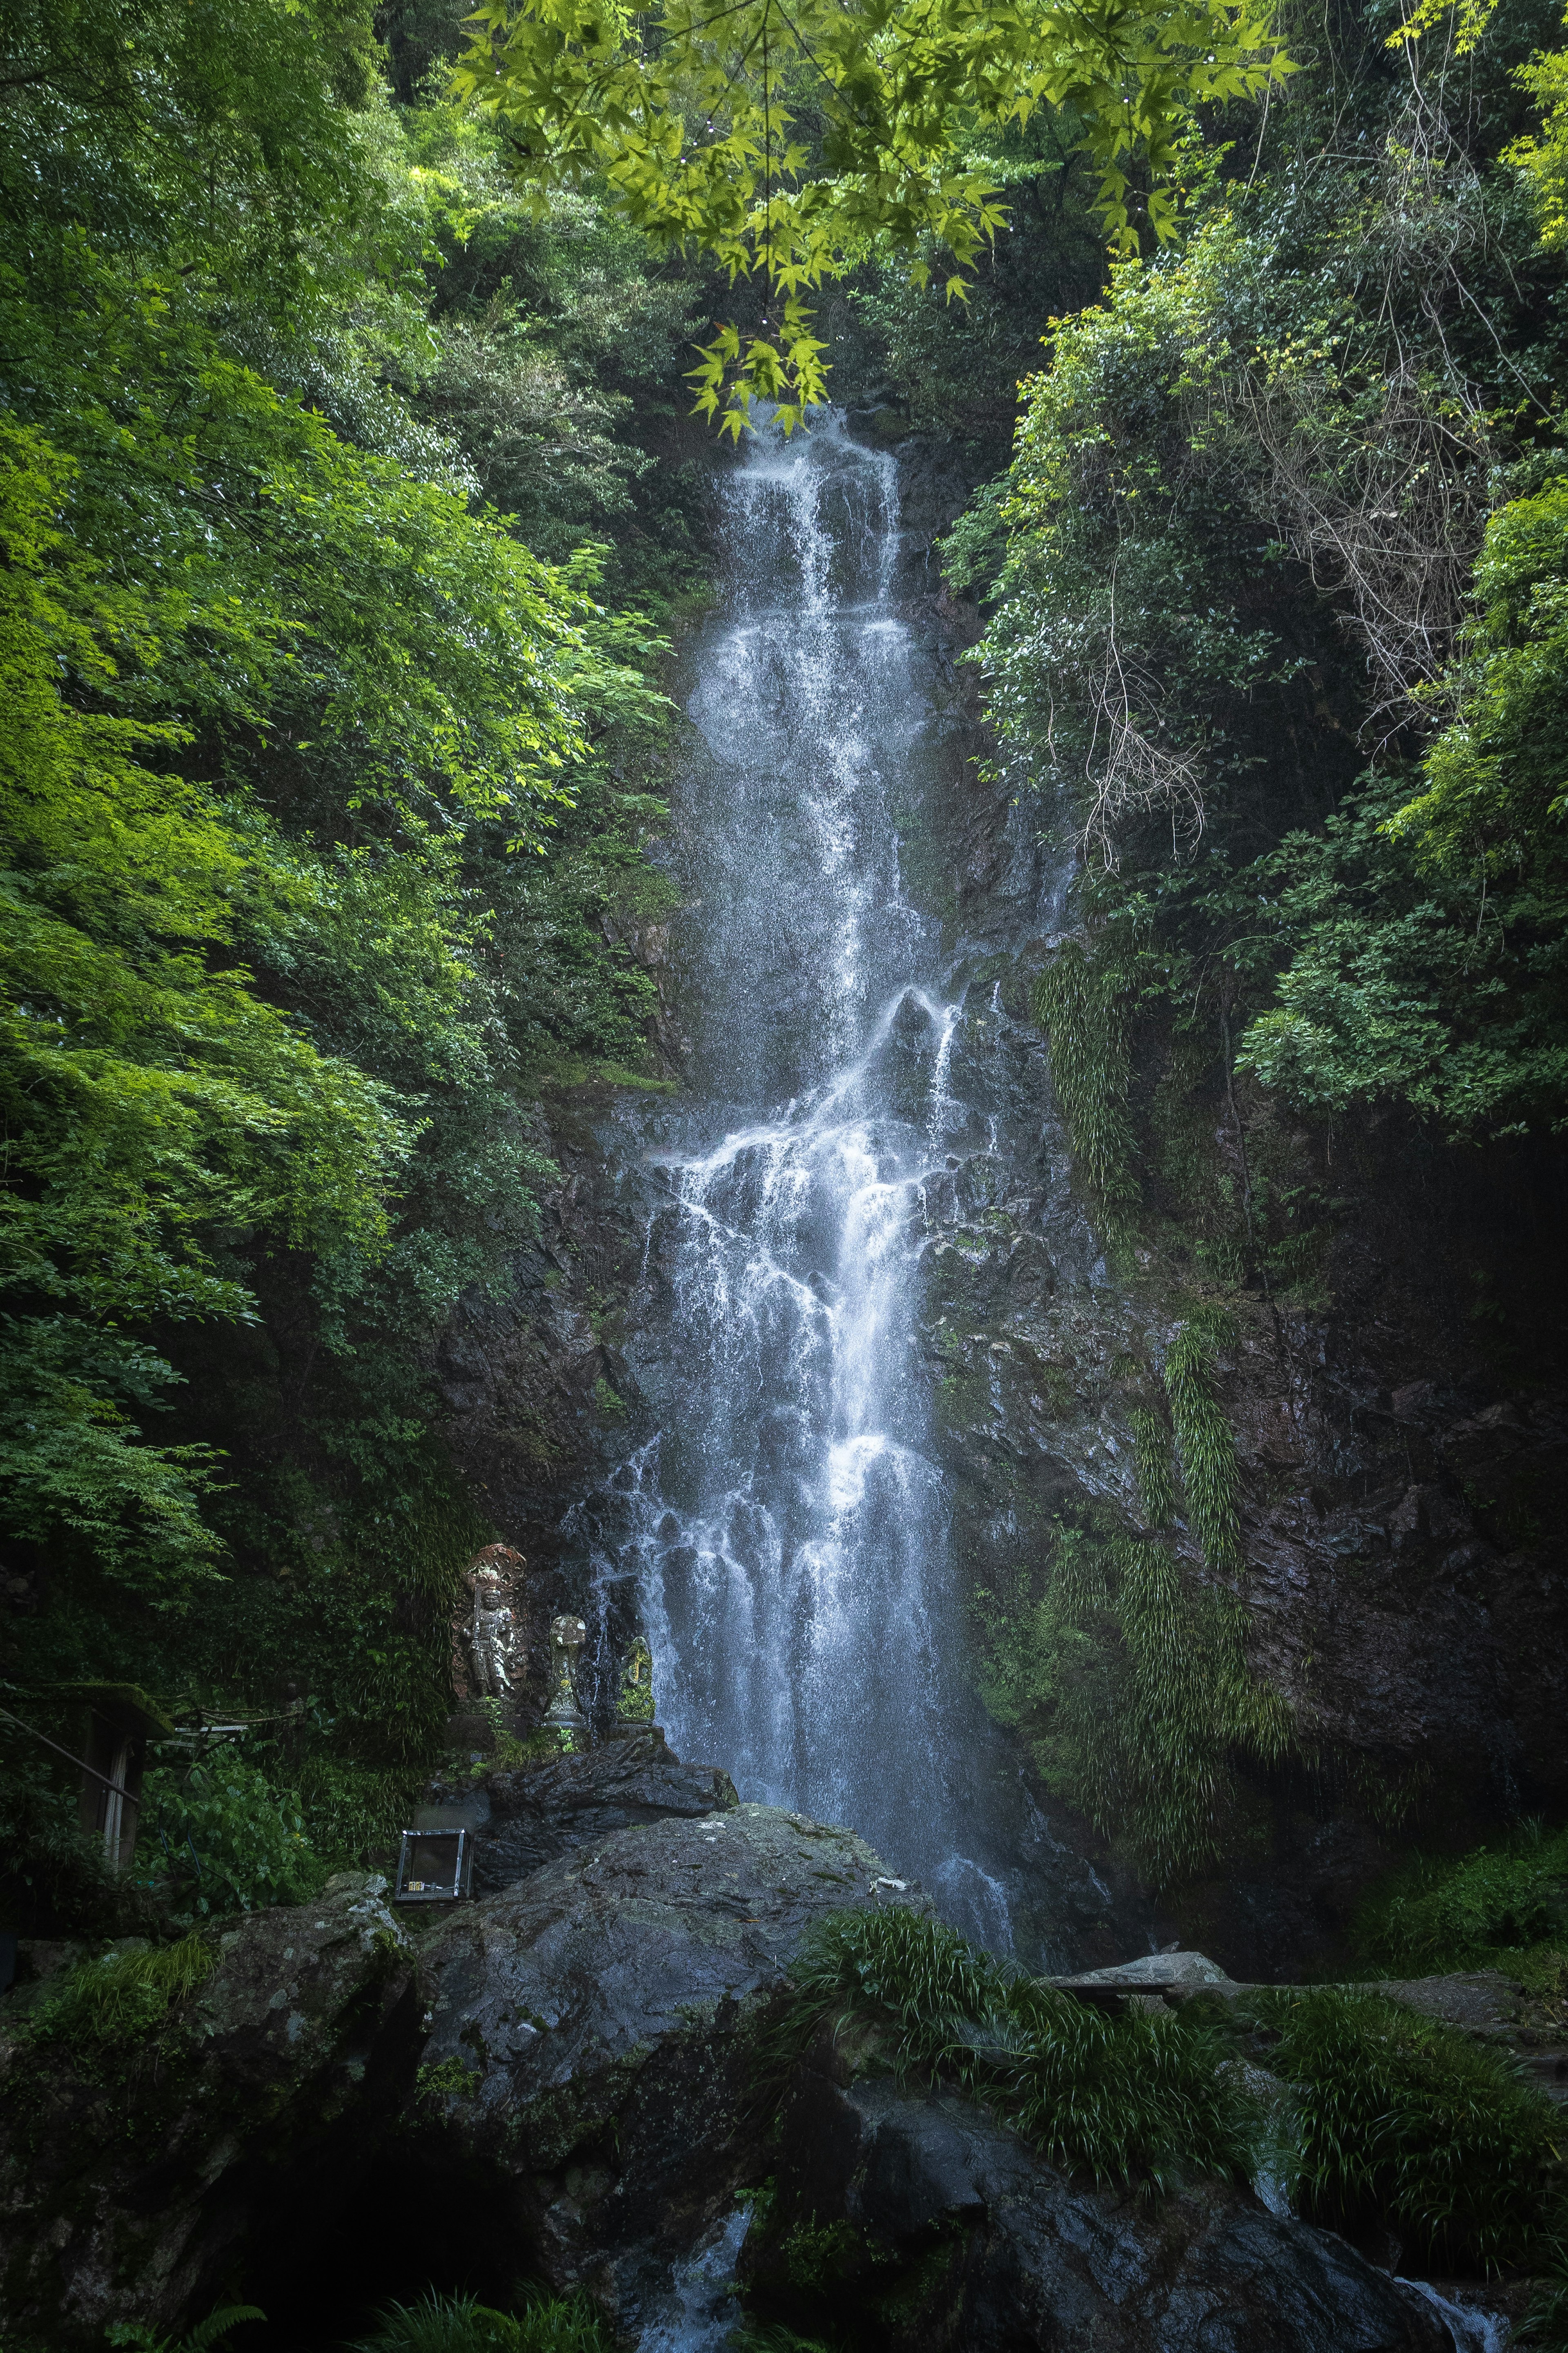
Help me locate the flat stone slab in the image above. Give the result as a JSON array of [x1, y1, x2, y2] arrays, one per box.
[[1047, 1949, 1244, 2005]]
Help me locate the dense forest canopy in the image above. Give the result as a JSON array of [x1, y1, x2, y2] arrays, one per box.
[[3, 0, 1568, 1938], [1, 0, 709, 1911]]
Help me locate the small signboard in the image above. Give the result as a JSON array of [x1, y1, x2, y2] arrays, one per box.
[[394, 1826, 472, 1904]]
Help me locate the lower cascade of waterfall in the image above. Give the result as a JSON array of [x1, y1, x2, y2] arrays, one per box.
[[564, 411, 1096, 1953]]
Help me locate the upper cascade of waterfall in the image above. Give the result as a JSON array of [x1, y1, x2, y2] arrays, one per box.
[[567, 409, 1083, 1954]]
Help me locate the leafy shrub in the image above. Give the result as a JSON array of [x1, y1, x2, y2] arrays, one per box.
[[784, 1907, 1261, 2193], [350, 2288, 615, 2353], [25, 1934, 214, 2048], [1353, 1825, 1568, 1973], [1254, 1987, 1563, 2271], [142, 1759, 324, 1917], [295, 1757, 421, 1875]]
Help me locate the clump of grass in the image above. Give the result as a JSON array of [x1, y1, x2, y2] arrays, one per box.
[[1353, 1822, 1568, 1974], [1033, 944, 1138, 1213], [350, 2289, 614, 2353], [1519, 2250, 1568, 2350], [1162, 1311, 1243, 1574], [296, 1757, 424, 1872], [978, 1523, 1291, 1883], [1254, 1986, 1564, 2272], [782, 1908, 1262, 2195], [1129, 1403, 1178, 1529], [27, 1934, 214, 2048]]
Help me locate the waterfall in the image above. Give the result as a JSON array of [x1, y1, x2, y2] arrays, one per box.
[[571, 411, 1055, 1948]]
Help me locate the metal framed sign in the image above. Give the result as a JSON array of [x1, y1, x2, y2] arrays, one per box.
[[394, 1825, 472, 1902]]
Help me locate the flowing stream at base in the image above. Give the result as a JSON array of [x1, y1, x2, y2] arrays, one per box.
[[577, 413, 1037, 1946]]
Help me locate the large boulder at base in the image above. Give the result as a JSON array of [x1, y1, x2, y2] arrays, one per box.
[[405, 1802, 914, 2335], [0, 1807, 907, 2346], [0, 1871, 422, 2344], [449, 1730, 740, 1891], [744, 2043, 1452, 2353]]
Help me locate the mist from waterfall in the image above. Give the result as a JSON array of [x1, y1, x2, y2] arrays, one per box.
[[575, 412, 1026, 1946]]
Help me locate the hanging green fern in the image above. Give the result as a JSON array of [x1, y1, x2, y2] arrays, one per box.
[[978, 1526, 1291, 1882], [1130, 1403, 1178, 1529], [1163, 1313, 1243, 1574], [1033, 945, 1138, 1211]]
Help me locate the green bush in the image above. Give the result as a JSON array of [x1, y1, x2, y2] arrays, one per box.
[[1353, 1825, 1568, 1973], [783, 1907, 1261, 2194], [350, 2288, 615, 2353], [25, 1934, 214, 2048], [1254, 1987, 1564, 2272], [142, 1758, 325, 1917]]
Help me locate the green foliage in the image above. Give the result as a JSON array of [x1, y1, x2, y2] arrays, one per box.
[[1, 0, 695, 1918], [456, 0, 1291, 433], [1255, 1985, 1565, 2271], [139, 1758, 324, 1917], [1161, 1313, 1242, 1574], [1033, 945, 1138, 1212], [1353, 1823, 1568, 1973], [105, 2309, 264, 2353], [25, 1933, 214, 2048], [784, 1906, 1263, 2191], [726, 2327, 846, 2353], [1520, 2253, 1568, 2351], [779, 2217, 861, 2292], [977, 1523, 1290, 1880], [616, 1637, 655, 1722], [1129, 1403, 1178, 1529], [1511, 9, 1568, 249], [350, 2287, 615, 2353], [968, 2, 1568, 1178]]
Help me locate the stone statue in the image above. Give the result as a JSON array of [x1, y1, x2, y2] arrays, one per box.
[[617, 1637, 655, 1724], [450, 1543, 527, 1708], [469, 1579, 519, 1699], [544, 1614, 588, 1732]]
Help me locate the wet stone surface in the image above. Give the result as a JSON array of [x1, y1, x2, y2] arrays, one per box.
[[436, 1730, 740, 1892]]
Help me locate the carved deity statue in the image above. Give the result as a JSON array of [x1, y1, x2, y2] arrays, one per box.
[[450, 1543, 527, 1707], [469, 1579, 519, 1698]]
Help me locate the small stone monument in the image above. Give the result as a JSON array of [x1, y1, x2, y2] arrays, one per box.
[[543, 1614, 588, 1735], [616, 1637, 655, 1726]]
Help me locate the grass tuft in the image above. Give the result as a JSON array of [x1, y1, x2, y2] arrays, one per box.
[[782, 1907, 1262, 2194], [1254, 1985, 1564, 2273], [1162, 1311, 1242, 1574], [350, 2289, 614, 2353], [1033, 945, 1138, 1213], [978, 1523, 1291, 1882], [26, 1934, 214, 2048], [1129, 1402, 1178, 1529]]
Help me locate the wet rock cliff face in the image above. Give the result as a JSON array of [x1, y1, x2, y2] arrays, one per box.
[[431, 425, 1568, 1982]]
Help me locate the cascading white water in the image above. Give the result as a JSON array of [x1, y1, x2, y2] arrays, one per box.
[[575, 412, 1029, 1942]]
